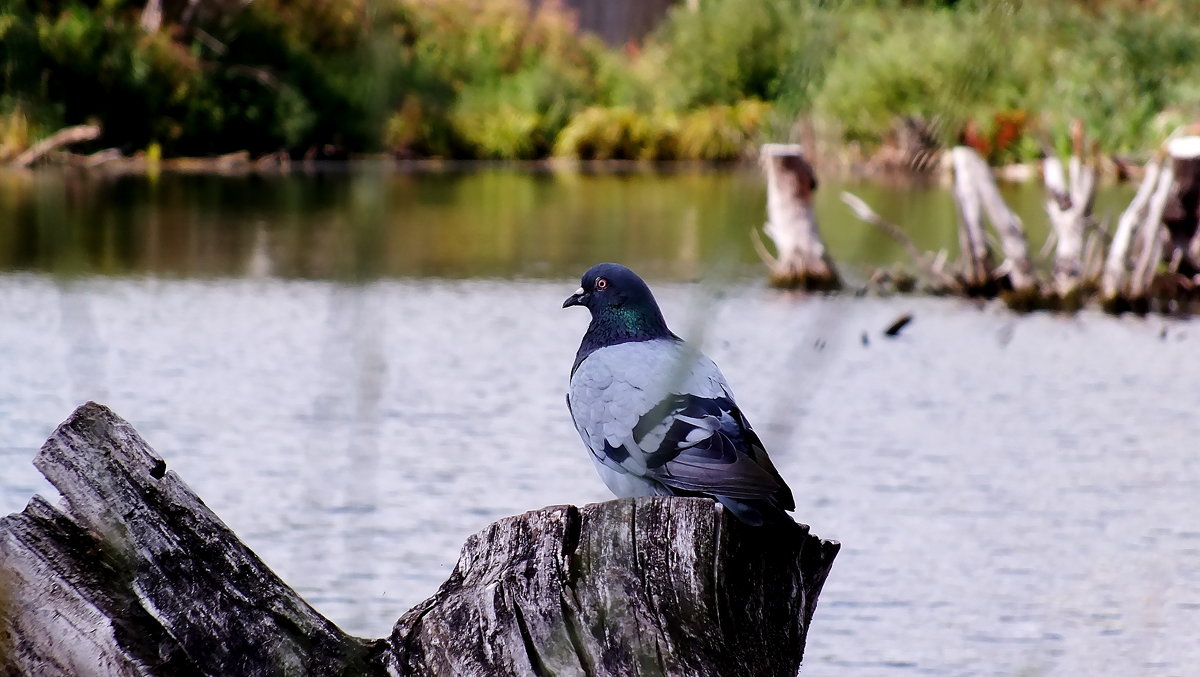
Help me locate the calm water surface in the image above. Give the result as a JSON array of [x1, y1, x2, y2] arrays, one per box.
[[1, 168, 1196, 676]]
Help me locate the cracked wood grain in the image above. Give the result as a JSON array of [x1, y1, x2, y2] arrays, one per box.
[[1, 403, 838, 677]]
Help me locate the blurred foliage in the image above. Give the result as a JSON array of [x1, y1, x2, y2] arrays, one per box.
[[0, 107, 33, 162], [2, 0, 1199, 162], [676, 100, 773, 161], [552, 100, 770, 161], [810, 0, 1200, 161], [553, 106, 668, 161], [383, 0, 613, 158]]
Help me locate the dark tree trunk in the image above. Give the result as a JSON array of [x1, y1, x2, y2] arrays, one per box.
[[1, 403, 839, 677], [1162, 137, 1200, 278]]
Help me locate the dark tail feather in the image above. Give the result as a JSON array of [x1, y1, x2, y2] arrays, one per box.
[[715, 495, 795, 527]]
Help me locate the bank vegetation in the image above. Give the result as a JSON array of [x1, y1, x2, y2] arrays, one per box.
[[2, 0, 1199, 167]]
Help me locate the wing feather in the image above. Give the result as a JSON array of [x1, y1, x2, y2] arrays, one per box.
[[569, 339, 793, 513]]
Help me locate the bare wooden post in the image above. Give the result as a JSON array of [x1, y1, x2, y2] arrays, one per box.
[[1102, 157, 1162, 305], [950, 146, 1037, 297], [1, 403, 839, 677], [951, 146, 996, 291], [1128, 162, 1177, 302], [1043, 123, 1098, 299], [1102, 136, 1200, 310], [757, 144, 840, 290]]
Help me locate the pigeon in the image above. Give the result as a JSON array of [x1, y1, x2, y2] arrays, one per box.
[[563, 263, 795, 525]]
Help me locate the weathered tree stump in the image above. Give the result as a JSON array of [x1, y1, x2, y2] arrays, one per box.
[[756, 144, 840, 290], [0, 403, 839, 677], [1102, 135, 1200, 311], [1161, 136, 1200, 279], [841, 151, 1038, 306], [1102, 155, 1170, 308], [950, 146, 1037, 298], [1043, 122, 1098, 302]]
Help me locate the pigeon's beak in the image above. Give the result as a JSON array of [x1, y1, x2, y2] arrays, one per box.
[[562, 287, 586, 308]]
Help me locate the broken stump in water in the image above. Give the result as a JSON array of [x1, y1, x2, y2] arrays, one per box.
[[1161, 136, 1200, 280], [0, 403, 839, 677], [1102, 135, 1200, 312], [1043, 121, 1099, 303], [756, 143, 841, 290], [950, 146, 1038, 299]]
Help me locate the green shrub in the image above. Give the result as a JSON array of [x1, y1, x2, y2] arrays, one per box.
[[814, 7, 1034, 149], [808, 1, 1200, 159], [1034, 3, 1200, 154], [449, 61, 593, 158], [4, 0, 1200, 161], [554, 106, 671, 160], [647, 0, 822, 109], [452, 103, 541, 160], [676, 100, 772, 161], [380, 0, 615, 159]]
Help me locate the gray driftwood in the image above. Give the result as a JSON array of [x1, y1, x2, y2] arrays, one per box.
[[0, 403, 839, 677], [840, 191, 962, 293], [756, 143, 840, 290], [10, 125, 101, 168]]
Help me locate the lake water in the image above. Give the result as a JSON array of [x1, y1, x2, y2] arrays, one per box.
[[1, 167, 1197, 677]]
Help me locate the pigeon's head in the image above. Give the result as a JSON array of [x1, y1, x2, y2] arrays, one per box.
[[563, 263, 652, 311], [563, 263, 672, 337]]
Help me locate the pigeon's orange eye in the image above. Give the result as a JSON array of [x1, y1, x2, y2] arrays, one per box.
[[595, 277, 608, 290]]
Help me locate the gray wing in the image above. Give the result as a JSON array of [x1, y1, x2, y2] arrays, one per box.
[[570, 340, 717, 475], [569, 340, 793, 511], [635, 388, 794, 510]]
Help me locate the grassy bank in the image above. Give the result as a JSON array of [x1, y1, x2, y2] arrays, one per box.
[[2, 0, 1198, 165]]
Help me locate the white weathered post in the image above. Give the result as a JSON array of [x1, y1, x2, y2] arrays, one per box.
[[1128, 163, 1177, 300], [1102, 135, 1200, 309], [1102, 158, 1164, 304], [950, 146, 1037, 296], [758, 144, 839, 289], [950, 147, 993, 290], [1043, 125, 1098, 298]]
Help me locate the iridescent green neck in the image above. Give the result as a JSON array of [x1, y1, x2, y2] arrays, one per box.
[[612, 306, 657, 333], [572, 303, 675, 374]]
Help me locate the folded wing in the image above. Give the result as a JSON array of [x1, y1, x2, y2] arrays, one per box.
[[569, 340, 795, 522], [636, 391, 794, 510]]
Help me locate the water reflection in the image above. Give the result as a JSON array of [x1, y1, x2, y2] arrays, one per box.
[[0, 166, 1136, 282]]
